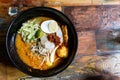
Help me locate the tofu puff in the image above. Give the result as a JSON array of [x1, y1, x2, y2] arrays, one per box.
[[56, 25, 68, 58]]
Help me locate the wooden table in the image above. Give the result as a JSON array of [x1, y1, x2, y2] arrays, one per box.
[[0, 0, 120, 80]]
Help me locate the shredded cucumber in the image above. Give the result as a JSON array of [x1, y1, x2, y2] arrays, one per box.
[[18, 17, 45, 43]]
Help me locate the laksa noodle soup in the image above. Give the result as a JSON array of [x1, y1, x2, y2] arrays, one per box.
[[15, 17, 69, 70]]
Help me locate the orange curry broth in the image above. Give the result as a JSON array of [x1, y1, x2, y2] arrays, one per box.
[[15, 34, 62, 70]]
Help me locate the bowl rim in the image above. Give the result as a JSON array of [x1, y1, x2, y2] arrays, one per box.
[[6, 7, 78, 77]]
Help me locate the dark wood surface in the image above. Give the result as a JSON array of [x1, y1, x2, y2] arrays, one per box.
[[1, 0, 120, 79]]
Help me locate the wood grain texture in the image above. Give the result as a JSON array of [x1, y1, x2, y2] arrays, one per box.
[[64, 6, 101, 31], [0, 63, 6, 80], [44, 0, 120, 6], [44, 0, 91, 6], [6, 66, 27, 80], [92, 0, 120, 5], [0, 0, 120, 79], [77, 31, 96, 55], [0, 0, 120, 7]]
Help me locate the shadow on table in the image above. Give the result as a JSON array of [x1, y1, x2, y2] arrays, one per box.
[[84, 76, 105, 80], [0, 20, 14, 67]]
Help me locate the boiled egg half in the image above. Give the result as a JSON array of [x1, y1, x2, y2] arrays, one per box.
[[41, 20, 59, 34]]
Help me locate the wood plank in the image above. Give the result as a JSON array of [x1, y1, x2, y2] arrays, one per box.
[[64, 6, 101, 32], [0, 0, 12, 6], [77, 31, 96, 55], [46, 6, 62, 11], [31, 0, 43, 6], [102, 0, 120, 5], [0, 63, 6, 80], [92, 0, 103, 5], [44, 0, 120, 6], [6, 66, 27, 80], [1, 0, 120, 7], [44, 0, 92, 6], [61, 0, 92, 6], [92, 0, 120, 5]]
